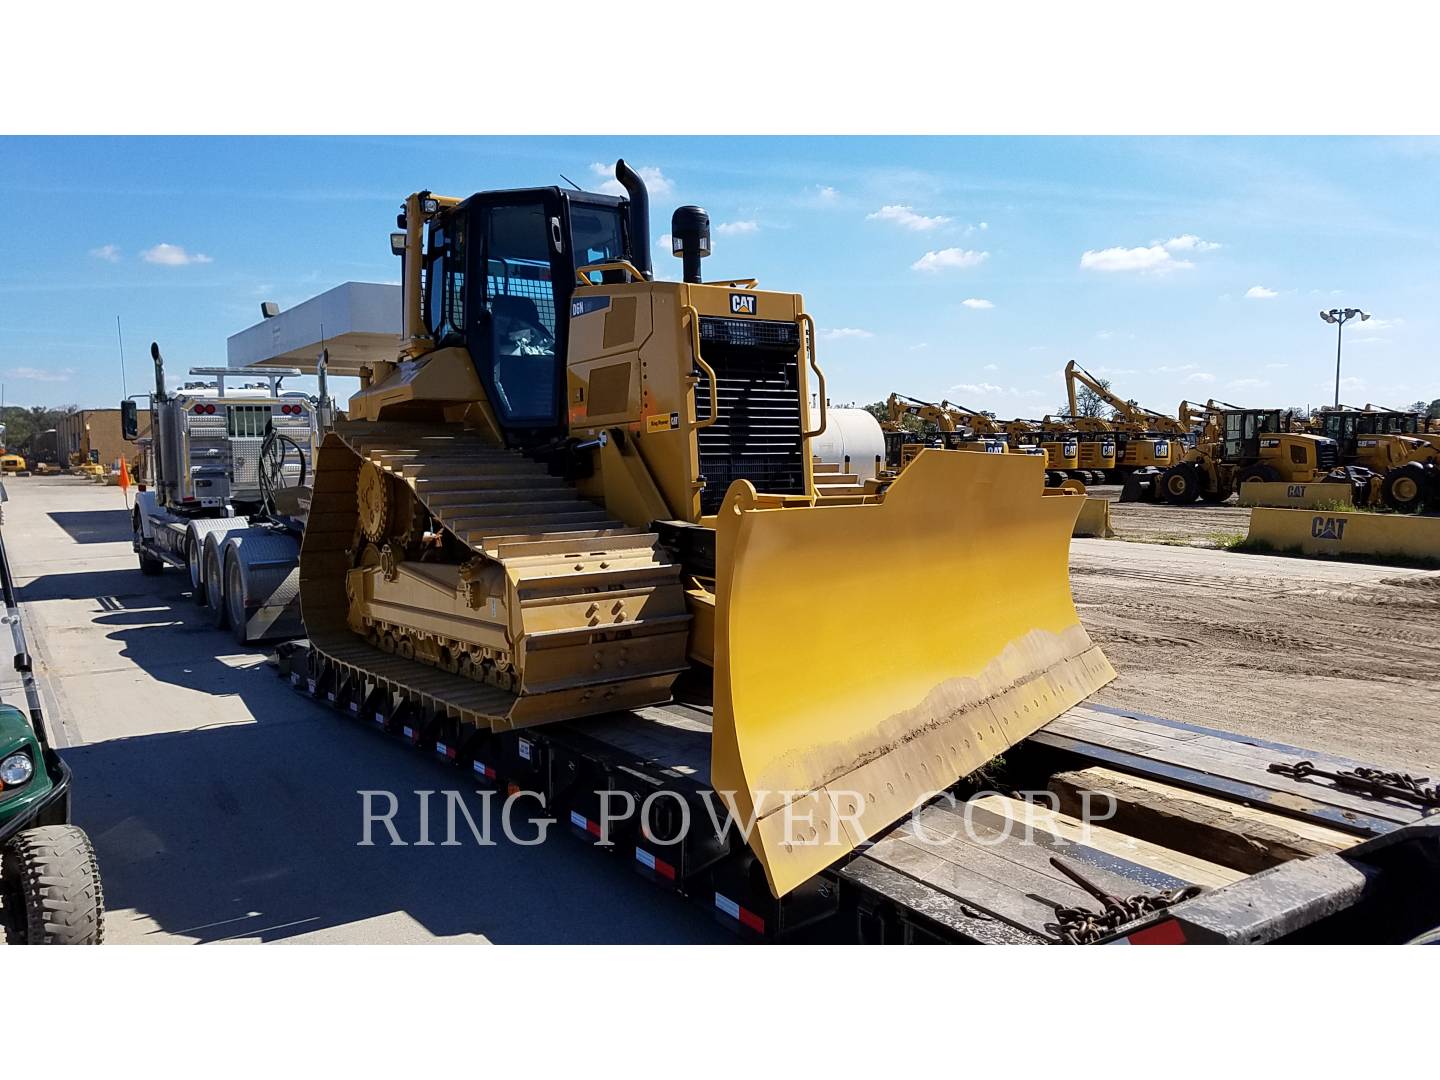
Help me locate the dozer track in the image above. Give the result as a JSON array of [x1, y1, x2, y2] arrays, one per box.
[[299, 421, 692, 730]]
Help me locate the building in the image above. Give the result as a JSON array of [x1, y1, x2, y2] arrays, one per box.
[[54, 409, 149, 470]]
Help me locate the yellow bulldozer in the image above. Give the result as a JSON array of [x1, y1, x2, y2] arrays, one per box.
[[297, 162, 1113, 898]]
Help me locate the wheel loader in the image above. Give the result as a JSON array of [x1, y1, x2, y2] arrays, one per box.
[[297, 162, 1113, 898], [1152, 406, 1338, 505], [1314, 406, 1440, 513]]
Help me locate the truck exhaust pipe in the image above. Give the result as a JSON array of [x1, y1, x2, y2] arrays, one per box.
[[150, 341, 167, 402], [614, 159, 653, 279]]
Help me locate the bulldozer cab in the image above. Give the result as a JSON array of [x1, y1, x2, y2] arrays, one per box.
[[421, 188, 634, 437]]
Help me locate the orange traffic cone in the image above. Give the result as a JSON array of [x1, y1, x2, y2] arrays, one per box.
[[118, 456, 131, 493]]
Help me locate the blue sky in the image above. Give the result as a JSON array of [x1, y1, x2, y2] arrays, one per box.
[[2, 136, 1436, 414]]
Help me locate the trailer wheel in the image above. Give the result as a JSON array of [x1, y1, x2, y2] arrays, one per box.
[[134, 514, 163, 576], [226, 552, 251, 646], [186, 536, 208, 604], [205, 545, 229, 628], [1, 825, 105, 944]]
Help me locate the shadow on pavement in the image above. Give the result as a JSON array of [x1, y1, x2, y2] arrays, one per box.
[[46, 564, 729, 944], [46, 509, 133, 544]]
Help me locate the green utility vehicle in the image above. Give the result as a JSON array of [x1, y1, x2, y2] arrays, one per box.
[[0, 484, 104, 944]]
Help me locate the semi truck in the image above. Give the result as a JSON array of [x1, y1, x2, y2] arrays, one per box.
[[123, 343, 321, 644]]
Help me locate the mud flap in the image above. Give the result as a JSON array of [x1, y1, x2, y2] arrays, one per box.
[[709, 449, 1116, 897]]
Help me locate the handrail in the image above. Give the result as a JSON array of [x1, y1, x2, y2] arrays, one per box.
[[575, 260, 649, 286], [798, 312, 827, 439], [683, 305, 719, 429]]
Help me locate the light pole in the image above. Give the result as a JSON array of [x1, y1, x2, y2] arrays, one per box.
[[1319, 307, 1369, 407]]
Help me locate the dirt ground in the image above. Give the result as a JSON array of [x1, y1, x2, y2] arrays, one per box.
[[1069, 537, 1440, 775], [1088, 483, 1252, 546]]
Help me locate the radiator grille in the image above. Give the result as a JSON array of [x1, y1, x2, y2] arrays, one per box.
[[696, 317, 806, 515]]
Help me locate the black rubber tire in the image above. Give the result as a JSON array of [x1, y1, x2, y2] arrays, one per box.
[[187, 535, 208, 605], [1, 824, 105, 944], [1160, 464, 1201, 505], [205, 545, 229, 629], [135, 515, 163, 576], [1381, 462, 1428, 514], [1200, 479, 1233, 504], [227, 552, 250, 646], [1237, 464, 1279, 486]]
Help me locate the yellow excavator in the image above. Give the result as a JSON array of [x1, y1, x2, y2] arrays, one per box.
[[992, 417, 1081, 485], [1063, 362, 1182, 500], [880, 393, 1011, 475], [1041, 415, 1115, 485], [298, 163, 1113, 898]]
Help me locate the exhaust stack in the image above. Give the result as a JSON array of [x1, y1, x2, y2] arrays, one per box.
[[670, 205, 710, 284], [614, 159, 652, 279]]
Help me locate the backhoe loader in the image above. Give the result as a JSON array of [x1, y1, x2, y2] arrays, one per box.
[[297, 163, 1113, 899], [1152, 406, 1338, 505], [1063, 361, 1177, 494]]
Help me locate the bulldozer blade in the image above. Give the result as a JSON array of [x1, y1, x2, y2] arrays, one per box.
[[709, 449, 1115, 897]]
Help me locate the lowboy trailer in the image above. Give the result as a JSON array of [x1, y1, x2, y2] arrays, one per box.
[[277, 640, 1440, 944]]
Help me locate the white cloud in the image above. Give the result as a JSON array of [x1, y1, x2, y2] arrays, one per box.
[[90, 244, 120, 262], [983, 363, 999, 371], [1245, 285, 1278, 299], [961, 298, 994, 309], [1338, 376, 1366, 392], [142, 243, 212, 266], [6, 366, 73, 382], [1155, 363, 1197, 373], [1091, 366, 1140, 376], [1080, 234, 1218, 275], [1080, 244, 1192, 274], [1366, 316, 1402, 330], [1228, 377, 1270, 390], [1163, 234, 1221, 252], [655, 233, 673, 250], [950, 381, 1007, 395], [1185, 372, 1216, 384], [716, 220, 759, 236], [868, 204, 951, 231], [814, 185, 839, 202], [820, 327, 873, 340], [912, 248, 989, 272], [1265, 363, 1289, 369], [588, 162, 674, 197]]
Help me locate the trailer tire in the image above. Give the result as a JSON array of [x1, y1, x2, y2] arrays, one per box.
[[1159, 464, 1201, 504], [205, 544, 229, 629], [1, 825, 105, 944], [134, 514, 163, 576], [226, 551, 251, 646]]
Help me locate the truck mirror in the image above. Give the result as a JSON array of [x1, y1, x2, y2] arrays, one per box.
[[121, 399, 139, 441]]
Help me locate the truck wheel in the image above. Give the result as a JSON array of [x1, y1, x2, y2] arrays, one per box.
[[205, 546, 229, 628], [226, 553, 251, 646], [187, 536, 208, 605], [1381, 462, 1427, 513], [0, 825, 105, 944], [135, 515, 163, 576]]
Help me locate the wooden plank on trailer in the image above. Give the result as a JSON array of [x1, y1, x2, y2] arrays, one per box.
[[1042, 714, 1421, 825], [863, 833, 1068, 938], [969, 795, 1245, 889], [1049, 767, 1357, 875], [1027, 730, 1399, 837]]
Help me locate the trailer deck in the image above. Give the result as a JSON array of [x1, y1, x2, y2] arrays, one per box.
[[283, 637, 1439, 945]]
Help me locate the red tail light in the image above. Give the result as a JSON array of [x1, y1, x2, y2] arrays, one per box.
[[192, 404, 204, 415], [204, 403, 216, 415]]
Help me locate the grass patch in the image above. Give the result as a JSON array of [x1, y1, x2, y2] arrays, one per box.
[[1209, 530, 1249, 550], [1227, 538, 1440, 571]]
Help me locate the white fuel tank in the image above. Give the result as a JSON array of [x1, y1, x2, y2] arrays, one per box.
[[809, 407, 886, 482]]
